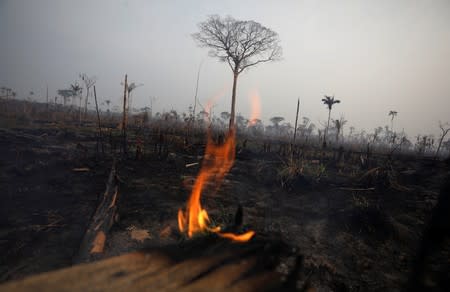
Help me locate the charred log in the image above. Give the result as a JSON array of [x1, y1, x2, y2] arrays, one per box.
[[73, 162, 119, 264], [0, 237, 304, 292]]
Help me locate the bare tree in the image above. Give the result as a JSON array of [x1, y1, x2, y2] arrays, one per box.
[[193, 15, 282, 130], [192, 60, 203, 122], [333, 115, 347, 143], [435, 121, 450, 158], [80, 74, 96, 119], [371, 126, 383, 145], [293, 98, 300, 145], [121, 75, 128, 155]]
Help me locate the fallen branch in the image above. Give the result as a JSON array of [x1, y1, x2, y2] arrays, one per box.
[[73, 162, 118, 264]]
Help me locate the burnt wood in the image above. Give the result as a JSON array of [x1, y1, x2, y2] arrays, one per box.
[[73, 162, 119, 264], [0, 237, 303, 292]]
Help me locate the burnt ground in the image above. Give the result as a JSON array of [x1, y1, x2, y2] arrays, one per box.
[[1, 126, 449, 291], [0, 127, 110, 281]]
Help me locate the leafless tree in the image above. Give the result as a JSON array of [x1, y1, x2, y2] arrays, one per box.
[[192, 60, 203, 122], [389, 130, 409, 157], [333, 115, 347, 143], [371, 126, 383, 145], [293, 98, 300, 145], [435, 121, 450, 158], [193, 15, 282, 130], [80, 73, 96, 118]]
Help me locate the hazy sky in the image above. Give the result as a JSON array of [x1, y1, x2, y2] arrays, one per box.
[[1, 0, 449, 137]]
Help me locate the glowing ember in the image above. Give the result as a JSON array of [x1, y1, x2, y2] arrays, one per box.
[[177, 128, 255, 242]]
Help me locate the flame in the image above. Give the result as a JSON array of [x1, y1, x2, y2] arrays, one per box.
[[177, 128, 254, 242], [248, 90, 261, 126]]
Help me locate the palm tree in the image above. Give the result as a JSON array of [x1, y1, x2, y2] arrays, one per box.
[[70, 83, 82, 124], [104, 100, 111, 118], [321, 95, 341, 147], [126, 82, 143, 116], [388, 110, 398, 132]]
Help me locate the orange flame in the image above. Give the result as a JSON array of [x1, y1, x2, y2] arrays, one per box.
[[177, 128, 254, 242]]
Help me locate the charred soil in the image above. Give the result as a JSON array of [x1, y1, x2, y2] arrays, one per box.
[[0, 126, 448, 291]]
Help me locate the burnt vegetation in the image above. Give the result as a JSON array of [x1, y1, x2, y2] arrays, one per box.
[[1, 16, 449, 292], [1, 82, 449, 291]]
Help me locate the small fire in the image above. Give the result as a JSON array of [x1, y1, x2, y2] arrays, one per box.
[[177, 128, 255, 242]]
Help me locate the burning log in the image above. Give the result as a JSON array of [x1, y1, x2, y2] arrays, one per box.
[[73, 162, 119, 264], [0, 236, 303, 291]]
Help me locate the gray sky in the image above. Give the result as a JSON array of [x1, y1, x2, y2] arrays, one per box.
[[1, 0, 449, 138]]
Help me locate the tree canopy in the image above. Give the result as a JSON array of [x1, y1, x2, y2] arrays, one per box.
[[193, 15, 282, 74]]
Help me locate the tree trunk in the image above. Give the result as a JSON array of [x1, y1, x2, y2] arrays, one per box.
[[435, 130, 449, 159], [46, 85, 49, 121], [324, 109, 331, 147], [84, 87, 89, 119], [293, 98, 300, 145], [229, 72, 239, 131], [435, 140, 443, 159], [74, 162, 118, 264], [193, 61, 202, 122], [122, 74, 128, 155], [93, 86, 104, 155], [78, 95, 82, 126]]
